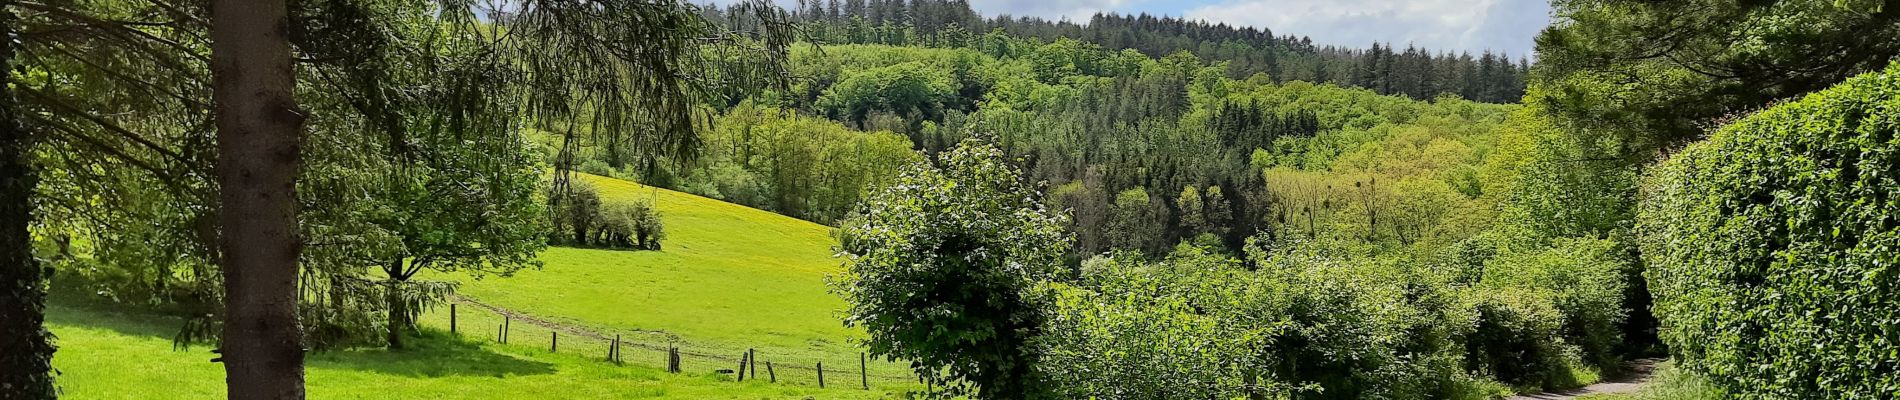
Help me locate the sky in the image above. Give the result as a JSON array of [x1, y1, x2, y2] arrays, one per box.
[[715, 0, 1552, 57]]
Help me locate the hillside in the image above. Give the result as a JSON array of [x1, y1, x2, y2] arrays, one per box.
[[46, 173, 913, 398]]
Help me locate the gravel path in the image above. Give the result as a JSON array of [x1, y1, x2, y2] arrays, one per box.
[[1505, 358, 1663, 400]]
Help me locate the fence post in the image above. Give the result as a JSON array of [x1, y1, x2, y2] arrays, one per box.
[[860, 352, 868, 390], [767, 361, 776, 383], [737, 352, 747, 382], [496, 324, 502, 343], [550, 331, 558, 353], [748, 348, 757, 378], [449, 303, 457, 334], [503, 315, 511, 343], [667, 347, 680, 373], [817, 362, 825, 388], [611, 335, 621, 364]]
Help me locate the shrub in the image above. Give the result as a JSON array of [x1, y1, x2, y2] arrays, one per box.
[[1042, 240, 1492, 400], [1637, 63, 1900, 399], [548, 180, 602, 245], [1481, 237, 1629, 369], [833, 139, 1071, 399], [593, 199, 663, 250], [629, 199, 664, 250], [1459, 288, 1569, 387], [546, 179, 662, 251]]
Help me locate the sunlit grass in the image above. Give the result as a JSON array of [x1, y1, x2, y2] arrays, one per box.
[[48, 303, 901, 399], [50, 172, 916, 397], [417, 173, 912, 380]]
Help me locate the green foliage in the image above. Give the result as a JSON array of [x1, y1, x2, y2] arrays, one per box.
[[596, 199, 665, 251], [777, 0, 1531, 102], [1043, 238, 1534, 400], [1043, 248, 1295, 399], [817, 61, 957, 129], [547, 180, 665, 252], [834, 139, 1071, 399], [1537, 0, 1900, 151], [680, 102, 922, 224], [1581, 362, 1728, 400], [1637, 63, 1900, 399], [1481, 236, 1630, 368], [1105, 187, 1164, 254]]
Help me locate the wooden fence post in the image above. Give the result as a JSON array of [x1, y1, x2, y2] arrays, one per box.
[[667, 347, 680, 373], [767, 361, 776, 383], [737, 352, 747, 382], [817, 362, 825, 388], [496, 324, 503, 343], [550, 331, 557, 353], [748, 348, 757, 378], [449, 303, 457, 334], [611, 335, 621, 364], [503, 315, 511, 343], [860, 352, 868, 390]]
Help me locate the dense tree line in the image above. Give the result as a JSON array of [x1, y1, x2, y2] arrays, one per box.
[[700, 0, 1531, 103], [840, 138, 1636, 399], [751, 43, 1515, 265]]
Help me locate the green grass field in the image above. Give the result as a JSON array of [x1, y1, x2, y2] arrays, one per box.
[[49, 173, 916, 398], [47, 304, 900, 399]]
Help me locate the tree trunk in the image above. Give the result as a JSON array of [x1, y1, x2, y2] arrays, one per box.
[[0, 2, 57, 395], [210, 0, 306, 397], [384, 260, 404, 350]]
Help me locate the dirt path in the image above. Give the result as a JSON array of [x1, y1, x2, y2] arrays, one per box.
[[1505, 358, 1663, 400]]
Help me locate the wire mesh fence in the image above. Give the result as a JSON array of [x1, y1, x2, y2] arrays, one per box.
[[418, 296, 922, 391]]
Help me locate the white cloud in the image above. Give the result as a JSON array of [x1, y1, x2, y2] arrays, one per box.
[[1183, 0, 1547, 56]]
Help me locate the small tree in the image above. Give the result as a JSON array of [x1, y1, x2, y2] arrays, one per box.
[[595, 198, 664, 250], [833, 138, 1070, 399], [1107, 187, 1162, 253], [553, 181, 602, 245], [630, 199, 665, 250]]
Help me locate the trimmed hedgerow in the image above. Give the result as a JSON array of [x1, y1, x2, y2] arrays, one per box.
[[1637, 63, 1900, 399]]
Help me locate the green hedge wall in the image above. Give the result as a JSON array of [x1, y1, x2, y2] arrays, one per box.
[[1637, 62, 1900, 399]]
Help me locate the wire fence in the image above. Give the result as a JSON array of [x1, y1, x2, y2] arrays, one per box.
[[420, 295, 923, 390]]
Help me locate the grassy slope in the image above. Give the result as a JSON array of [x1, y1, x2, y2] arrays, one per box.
[[420, 174, 907, 378], [435, 173, 851, 350], [48, 304, 896, 399], [51, 172, 912, 397]]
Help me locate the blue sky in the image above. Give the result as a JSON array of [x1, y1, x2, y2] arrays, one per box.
[[714, 0, 1550, 57]]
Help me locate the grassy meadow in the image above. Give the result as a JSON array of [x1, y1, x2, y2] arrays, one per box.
[[50, 173, 917, 398]]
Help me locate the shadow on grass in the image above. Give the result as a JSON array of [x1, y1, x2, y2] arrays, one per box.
[[48, 297, 555, 378], [307, 330, 556, 378]]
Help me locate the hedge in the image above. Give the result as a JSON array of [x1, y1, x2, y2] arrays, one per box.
[[1637, 63, 1900, 399]]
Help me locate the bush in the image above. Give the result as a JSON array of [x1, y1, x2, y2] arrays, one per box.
[[832, 139, 1071, 399], [1042, 240, 1509, 400], [548, 180, 602, 245], [594, 199, 663, 250], [1637, 63, 1900, 399], [1480, 237, 1629, 369], [546, 179, 662, 251]]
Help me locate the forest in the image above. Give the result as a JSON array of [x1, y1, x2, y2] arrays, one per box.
[[3, 0, 1900, 399]]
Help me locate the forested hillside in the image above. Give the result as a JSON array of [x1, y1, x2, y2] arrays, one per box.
[[702, 0, 1531, 103], [9, 0, 1900, 399], [560, 13, 1639, 399]]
